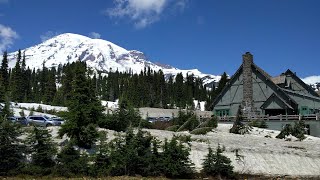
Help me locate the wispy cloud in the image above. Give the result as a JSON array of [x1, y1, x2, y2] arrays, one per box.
[[302, 76, 320, 85], [40, 31, 59, 42], [0, 24, 18, 52], [105, 0, 188, 29], [89, 32, 101, 39]]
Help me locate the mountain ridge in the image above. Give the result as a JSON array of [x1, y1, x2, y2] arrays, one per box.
[[3, 33, 221, 85]]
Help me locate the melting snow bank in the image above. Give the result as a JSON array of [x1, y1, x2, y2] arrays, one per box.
[[46, 124, 320, 177]]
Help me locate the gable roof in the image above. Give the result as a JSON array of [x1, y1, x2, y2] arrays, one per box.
[[211, 64, 243, 108], [261, 93, 294, 110], [284, 69, 319, 97], [212, 63, 298, 109]]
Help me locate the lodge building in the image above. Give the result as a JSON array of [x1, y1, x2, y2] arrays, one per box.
[[213, 52, 320, 117]]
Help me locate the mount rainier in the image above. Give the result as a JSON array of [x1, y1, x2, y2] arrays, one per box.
[[3, 33, 220, 85]]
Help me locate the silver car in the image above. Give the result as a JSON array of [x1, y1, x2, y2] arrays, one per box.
[[27, 115, 58, 127], [49, 117, 65, 126]]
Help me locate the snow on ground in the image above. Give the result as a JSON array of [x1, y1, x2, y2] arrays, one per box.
[[12, 107, 56, 117], [9, 103, 320, 177], [15, 103, 67, 112], [146, 124, 320, 177], [45, 124, 320, 177], [101, 100, 119, 109]]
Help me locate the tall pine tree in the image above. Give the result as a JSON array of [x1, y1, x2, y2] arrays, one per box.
[[0, 51, 9, 92], [59, 61, 104, 149]]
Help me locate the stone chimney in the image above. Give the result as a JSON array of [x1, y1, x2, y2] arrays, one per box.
[[242, 52, 253, 109]]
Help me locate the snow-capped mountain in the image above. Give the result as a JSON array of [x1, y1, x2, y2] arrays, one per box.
[[3, 33, 220, 85]]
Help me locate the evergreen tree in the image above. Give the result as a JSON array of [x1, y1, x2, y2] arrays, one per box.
[[0, 116, 25, 175], [160, 135, 195, 178], [92, 131, 110, 176], [0, 95, 13, 117], [61, 63, 74, 104], [59, 61, 104, 149], [10, 50, 24, 102], [0, 76, 5, 102], [175, 73, 185, 108], [216, 72, 229, 96], [55, 142, 89, 177], [108, 128, 161, 177], [99, 99, 142, 132], [25, 127, 57, 175], [42, 67, 57, 104], [230, 105, 251, 135], [0, 51, 9, 91], [202, 145, 234, 179]]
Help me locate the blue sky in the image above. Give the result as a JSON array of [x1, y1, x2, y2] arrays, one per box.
[[0, 0, 320, 79]]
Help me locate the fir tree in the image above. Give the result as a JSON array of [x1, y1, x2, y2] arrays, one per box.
[[0, 95, 13, 117], [42, 68, 57, 104], [216, 72, 229, 96], [230, 105, 251, 135], [201, 145, 234, 179], [0, 76, 5, 102], [10, 50, 24, 102], [59, 61, 104, 149], [0, 51, 9, 91], [160, 135, 195, 178], [55, 142, 89, 177], [0, 116, 25, 175], [175, 73, 185, 108], [92, 131, 110, 176], [25, 127, 57, 175]]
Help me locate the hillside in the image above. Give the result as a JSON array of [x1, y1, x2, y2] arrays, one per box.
[[48, 125, 320, 178], [9, 103, 320, 178]]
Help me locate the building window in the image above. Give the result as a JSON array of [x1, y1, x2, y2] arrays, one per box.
[[215, 109, 230, 117]]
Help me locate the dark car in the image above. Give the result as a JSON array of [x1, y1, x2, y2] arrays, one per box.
[[7, 116, 28, 126]]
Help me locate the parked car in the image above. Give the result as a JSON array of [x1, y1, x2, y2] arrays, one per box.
[[49, 117, 65, 125], [27, 115, 59, 127], [7, 116, 28, 126]]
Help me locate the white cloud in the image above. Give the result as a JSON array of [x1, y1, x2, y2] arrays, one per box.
[[0, 24, 18, 52], [105, 0, 188, 29], [89, 32, 101, 39], [40, 31, 59, 42], [302, 76, 320, 85]]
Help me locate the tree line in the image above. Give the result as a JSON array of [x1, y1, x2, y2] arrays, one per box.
[[0, 50, 228, 110]]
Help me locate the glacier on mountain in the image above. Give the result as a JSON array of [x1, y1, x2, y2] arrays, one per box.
[[2, 33, 220, 85]]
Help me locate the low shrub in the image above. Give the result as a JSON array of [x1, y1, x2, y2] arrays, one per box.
[[276, 121, 306, 141], [177, 115, 199, 132], [199, 116, 218, 128], [190, 127, 213, 135], [165, 125, 180, 131]]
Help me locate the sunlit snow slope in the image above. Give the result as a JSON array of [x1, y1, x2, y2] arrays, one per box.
[[3, 33, 220, 84]]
